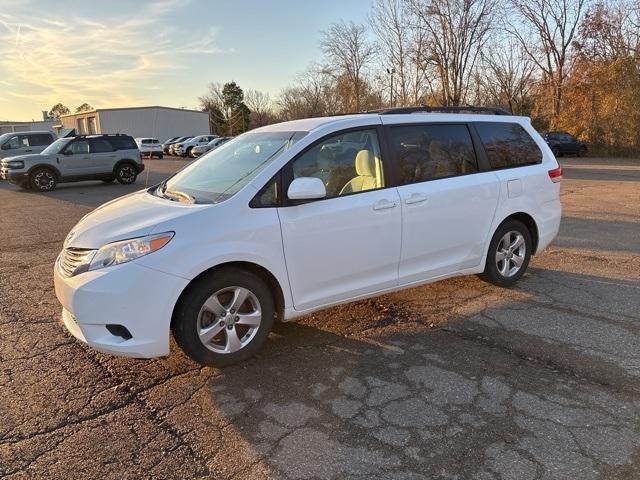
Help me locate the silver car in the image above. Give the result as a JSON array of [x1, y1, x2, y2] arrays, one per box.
[[0, 134, 144, 192], [190, 136, 233, 157], [0, 131, 56, 159]]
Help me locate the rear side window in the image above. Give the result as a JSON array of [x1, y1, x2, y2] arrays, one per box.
[[388, 124, 478, 184], [29, 133, 54, 146], [110, 135, 137, 150], [475, 122, 542, 169], [90, 138, 114, 153]]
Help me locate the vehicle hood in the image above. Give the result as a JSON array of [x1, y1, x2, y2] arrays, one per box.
[[65, 189, 203, 249], [1, 153, 53, 163]]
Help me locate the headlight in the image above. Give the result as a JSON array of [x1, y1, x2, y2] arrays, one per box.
[[6, 160, 24, 169], [88, 232, 174, 272]]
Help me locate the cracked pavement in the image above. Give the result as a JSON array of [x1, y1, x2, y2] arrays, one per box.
[[1, 157, 639, 479]]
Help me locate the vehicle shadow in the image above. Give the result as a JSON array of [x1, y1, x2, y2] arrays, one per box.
[[101, 265, 640, 478]]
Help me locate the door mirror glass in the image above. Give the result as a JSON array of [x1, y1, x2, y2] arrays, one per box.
[[287, 177, 327, 201]]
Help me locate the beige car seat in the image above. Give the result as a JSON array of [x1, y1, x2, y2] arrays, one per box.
[[340, 150, 383, 195]]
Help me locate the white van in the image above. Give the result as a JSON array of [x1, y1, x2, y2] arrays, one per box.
[[54, 107, 562, 367]]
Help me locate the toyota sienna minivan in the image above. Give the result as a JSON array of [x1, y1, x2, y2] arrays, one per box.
[[54, 107, 562, 367]]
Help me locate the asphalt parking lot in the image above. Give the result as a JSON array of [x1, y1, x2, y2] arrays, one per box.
[[1, 156, 639, 479]]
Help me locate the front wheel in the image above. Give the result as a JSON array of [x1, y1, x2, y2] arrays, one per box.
[[173, 268, 274, 367], [480, 220, 532, 287], [30, 168, 57, 192], [115, 163, 137, 184]]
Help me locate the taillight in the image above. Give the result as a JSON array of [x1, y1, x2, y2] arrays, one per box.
[[548, 167, 563, 183]]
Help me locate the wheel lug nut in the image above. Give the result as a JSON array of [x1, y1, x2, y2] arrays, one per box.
[[227, 325, 233, 330], [234, 316, 239, 322], [230, 309, 235, 314], [219, 321, 225, 327]]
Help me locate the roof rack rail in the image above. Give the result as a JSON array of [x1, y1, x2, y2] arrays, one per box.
[[74, 133, 128, 138], [371, 105, 512, 116]]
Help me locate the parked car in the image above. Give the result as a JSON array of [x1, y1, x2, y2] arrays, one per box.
[[168, 137, 192, 156], [1, 134, 144, 192], [542, 131, 587, 157], [191, 136, 233, 157], [174, 135, 218, 157], [162, 136, 185, 155], [54, 107, 561, 367], [136, 138, 163, 159], [0, 131, 57, 160]]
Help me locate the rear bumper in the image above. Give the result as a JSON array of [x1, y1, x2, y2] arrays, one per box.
[[536, 198, 562, 254]]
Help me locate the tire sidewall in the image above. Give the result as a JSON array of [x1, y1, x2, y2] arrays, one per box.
[[483, 220, 532, 287], [115, 163, 137, 184], [173, 268, 275, 367], [30, 168, 57, 192]]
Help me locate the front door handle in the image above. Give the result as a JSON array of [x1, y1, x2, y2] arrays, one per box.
[[405, 193, 428, 205], [25, 149, 32, 153], [373, 199, 398, 211]]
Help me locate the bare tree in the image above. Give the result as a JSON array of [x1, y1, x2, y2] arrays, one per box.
[[507, 0, 586, 121], [479, 37, 536, 114], [370, 0, 431, 105], [320, 21, 376, 111], [409, 0, 496, 106], [245, 89, 273, 127], [277, 67, 339, 120]]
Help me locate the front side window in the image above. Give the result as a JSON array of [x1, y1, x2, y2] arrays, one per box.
[[67, 140, 89, 155], [388, 124, 478, 184], [111, 136, 137, 150], [291, 129, 385, 198], [157, 131, 305, 204], [475, 122, 542, 169]]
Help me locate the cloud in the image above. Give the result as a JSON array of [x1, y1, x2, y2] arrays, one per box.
[[0, 0, 227, 116]]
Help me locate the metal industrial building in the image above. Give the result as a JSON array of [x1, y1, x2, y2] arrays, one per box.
[[0, 119, 56, 134], [57, 106, 210, 140]]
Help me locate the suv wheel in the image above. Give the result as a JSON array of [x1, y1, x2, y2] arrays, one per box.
[[173, 268, 274, 367], [185, 147, 193, 157], [30, 168, 57, 192], [480, 219, 532, 287], [115, 163, 137, 184]]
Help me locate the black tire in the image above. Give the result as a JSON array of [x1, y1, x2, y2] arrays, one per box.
[[29, 167, 57, 192], [480, 219, 532, 287], [157, 153, 163, 159], [185, 147, 193, 158], [115, 163, 137, 184], [551, 147, 561, 158], [173, 267, 274, 367]]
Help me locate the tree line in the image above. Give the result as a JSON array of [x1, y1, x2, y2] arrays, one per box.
[[202, 0, 640, 156]]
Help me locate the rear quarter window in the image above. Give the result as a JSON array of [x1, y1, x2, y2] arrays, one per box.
[[110, 136, 138, 150], [29, 133, 55, 146], [475, 122, 542, 169]]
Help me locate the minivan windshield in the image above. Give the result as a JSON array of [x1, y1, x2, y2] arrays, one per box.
[[155, 131, 305, 204], [42, 138, 71, 154]]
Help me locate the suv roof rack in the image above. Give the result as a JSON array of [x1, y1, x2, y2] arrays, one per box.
[[74, 133, 130, 138], [370, 105, 512, 116]]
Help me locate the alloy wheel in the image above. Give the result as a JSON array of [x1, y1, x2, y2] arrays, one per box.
[[495, 231, 526, 278], [34, 171, 54, 190], [197, 286, 262, 354]]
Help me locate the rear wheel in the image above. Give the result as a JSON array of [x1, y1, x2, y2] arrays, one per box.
[[173, 268, 274, 367], [115, 163, 137, 184], [185, 147, 193, 158], [30, 168, 57, 192], [480, 220, 532, 287]]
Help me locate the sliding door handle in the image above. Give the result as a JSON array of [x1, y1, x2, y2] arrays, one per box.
[[405, 193, 428, 205], [373, 199, 398, 211]]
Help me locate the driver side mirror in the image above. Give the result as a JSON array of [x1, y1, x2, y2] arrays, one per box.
[[62, 150, 73, 155], [287, 177, 327, 201]]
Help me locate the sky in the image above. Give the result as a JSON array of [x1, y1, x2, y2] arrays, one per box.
[[0, 0, 371, 121]]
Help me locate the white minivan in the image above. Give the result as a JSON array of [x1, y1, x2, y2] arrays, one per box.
[[54, 107, 562, 367]]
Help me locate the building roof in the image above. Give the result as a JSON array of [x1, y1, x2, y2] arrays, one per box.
[[60, 105, 206, 118]]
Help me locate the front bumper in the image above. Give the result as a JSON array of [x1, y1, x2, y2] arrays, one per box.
[[0, 168, 28, 183], [54, 257, 189, 358]]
